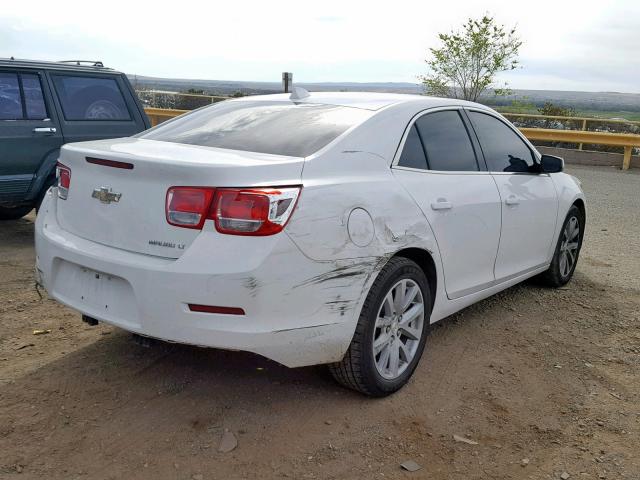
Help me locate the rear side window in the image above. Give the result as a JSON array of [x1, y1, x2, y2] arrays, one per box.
[[22, 74, 47, 119], [52, 75, 131, 121], [139, 101, 372, 157], [398, 125, 428, 169], [468, 111, 535, 173], [0, 72, 47, 120], [415, 111, 478, 171], [0, 72, 22, 120]]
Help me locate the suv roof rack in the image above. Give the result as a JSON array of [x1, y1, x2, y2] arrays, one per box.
[[59, 60, 104, 67]]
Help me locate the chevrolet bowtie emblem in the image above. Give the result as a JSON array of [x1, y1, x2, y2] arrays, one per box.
[[92, 187, 122, 204]]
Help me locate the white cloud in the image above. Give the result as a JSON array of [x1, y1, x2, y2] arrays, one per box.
[[2, 0, 639, 92]]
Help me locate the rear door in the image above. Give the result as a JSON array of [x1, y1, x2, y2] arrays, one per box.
[[46, 71, 147, 144], [0, 69, 63, 202], [466, 109, 558, 281], [392, 108, 502, 299]]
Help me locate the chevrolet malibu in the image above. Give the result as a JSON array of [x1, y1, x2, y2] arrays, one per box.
[[35, 90, 585, 396]]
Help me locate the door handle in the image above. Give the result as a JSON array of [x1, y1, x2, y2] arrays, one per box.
[[431, 198, 452, 211], [33, 127, 57, 135], [505, 195, 520, 206]]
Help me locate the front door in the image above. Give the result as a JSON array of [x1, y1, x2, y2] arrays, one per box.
[[466, 110, 558, 281]]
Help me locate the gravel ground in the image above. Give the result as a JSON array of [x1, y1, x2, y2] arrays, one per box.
[[0, 165, 638, 480], [568, 165, 640, 290]]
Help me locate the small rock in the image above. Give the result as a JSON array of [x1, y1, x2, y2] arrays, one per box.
[[453, 434, 478, 445], [400, 460, 422, 472], [218, 430, 237, 453], [521, 458, 530, 467], [192, 474, 203, 480], [560, 472, 570, 480], [33, 329, 51, 335], [325, 420, 333, 425]]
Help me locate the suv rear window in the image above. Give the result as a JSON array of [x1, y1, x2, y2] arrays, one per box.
[[51, 75, 131, 121], [138, 101, 372, 157]]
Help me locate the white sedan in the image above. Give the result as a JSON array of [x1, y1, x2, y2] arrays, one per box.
[[35, 90, 585, 396]]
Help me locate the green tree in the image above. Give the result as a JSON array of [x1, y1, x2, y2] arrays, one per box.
[[421, 15, 522, 102]]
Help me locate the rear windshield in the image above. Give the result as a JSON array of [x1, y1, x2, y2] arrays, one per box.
[[138, 101, 372, 157]]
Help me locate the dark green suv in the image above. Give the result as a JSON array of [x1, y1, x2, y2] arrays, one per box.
[[0, 58, 150, 220]]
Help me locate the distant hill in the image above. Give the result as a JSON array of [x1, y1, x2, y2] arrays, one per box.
[[128, 75, 640, 115]]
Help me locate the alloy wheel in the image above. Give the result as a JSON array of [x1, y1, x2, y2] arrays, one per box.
[[372, 279, 425, 380], [559, 216, 580, 278]]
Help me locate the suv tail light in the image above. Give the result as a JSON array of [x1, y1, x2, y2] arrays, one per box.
[[56, 163, 71, 200], [165, 186, 301, 236]]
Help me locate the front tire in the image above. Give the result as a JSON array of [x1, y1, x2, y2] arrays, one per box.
[[329, 257, 431, 397], [539, 205, 584, 287]]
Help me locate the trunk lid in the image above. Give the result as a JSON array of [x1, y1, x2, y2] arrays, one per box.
[[56, 138, 304, 259]]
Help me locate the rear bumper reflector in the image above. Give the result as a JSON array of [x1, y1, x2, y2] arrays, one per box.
[[86, 157, 134, 170], [188, 304, 245, 315]]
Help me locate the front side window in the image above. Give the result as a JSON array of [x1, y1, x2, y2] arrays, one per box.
[[415, 111, 478, 171], [468, 111, 536, 173], [139, 101, 372, 157], [52, 75, 131, 121]]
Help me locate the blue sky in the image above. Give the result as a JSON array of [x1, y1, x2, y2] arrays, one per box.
[[2, 0, 639, 93]]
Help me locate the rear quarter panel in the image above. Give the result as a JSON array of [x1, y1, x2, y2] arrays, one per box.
[[285, 149, 446, 328]]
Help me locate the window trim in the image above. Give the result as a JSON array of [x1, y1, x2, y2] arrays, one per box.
[[392, 106, 486, 174], [49, 72, 133, 122], [463, 107, 543, 176]]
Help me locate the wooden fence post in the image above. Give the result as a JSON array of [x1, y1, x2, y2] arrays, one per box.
[[622, 146, 632, 170], [578, 119, 587, 151]]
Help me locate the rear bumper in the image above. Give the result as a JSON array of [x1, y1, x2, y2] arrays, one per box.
[[35, 190, 376, 367]]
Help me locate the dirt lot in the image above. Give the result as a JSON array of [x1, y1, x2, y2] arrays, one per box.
[[1, 165, 639, 480]]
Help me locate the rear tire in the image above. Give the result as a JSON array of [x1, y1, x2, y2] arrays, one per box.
[[539, 205, 584, 287], [0, 205, 33, 221], [329, 257, 431, 397]]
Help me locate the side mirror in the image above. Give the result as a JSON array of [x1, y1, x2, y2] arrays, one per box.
[[540, 154, 564, 173]]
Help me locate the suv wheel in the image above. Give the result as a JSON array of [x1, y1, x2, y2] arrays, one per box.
[[329, 257, 431, 396], [0, 205, 33, 221]]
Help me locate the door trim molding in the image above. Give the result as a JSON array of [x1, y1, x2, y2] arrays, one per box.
[[448, 261, 549, 299]]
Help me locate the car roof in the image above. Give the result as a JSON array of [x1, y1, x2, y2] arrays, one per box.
[[232, 91, 483, 111], [0, 58, 120, 74]]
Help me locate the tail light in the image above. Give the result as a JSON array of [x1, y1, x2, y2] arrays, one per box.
[[166, 187, 215, 229], [56, 163, 71, 200], [165, 186, 301, 236]]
